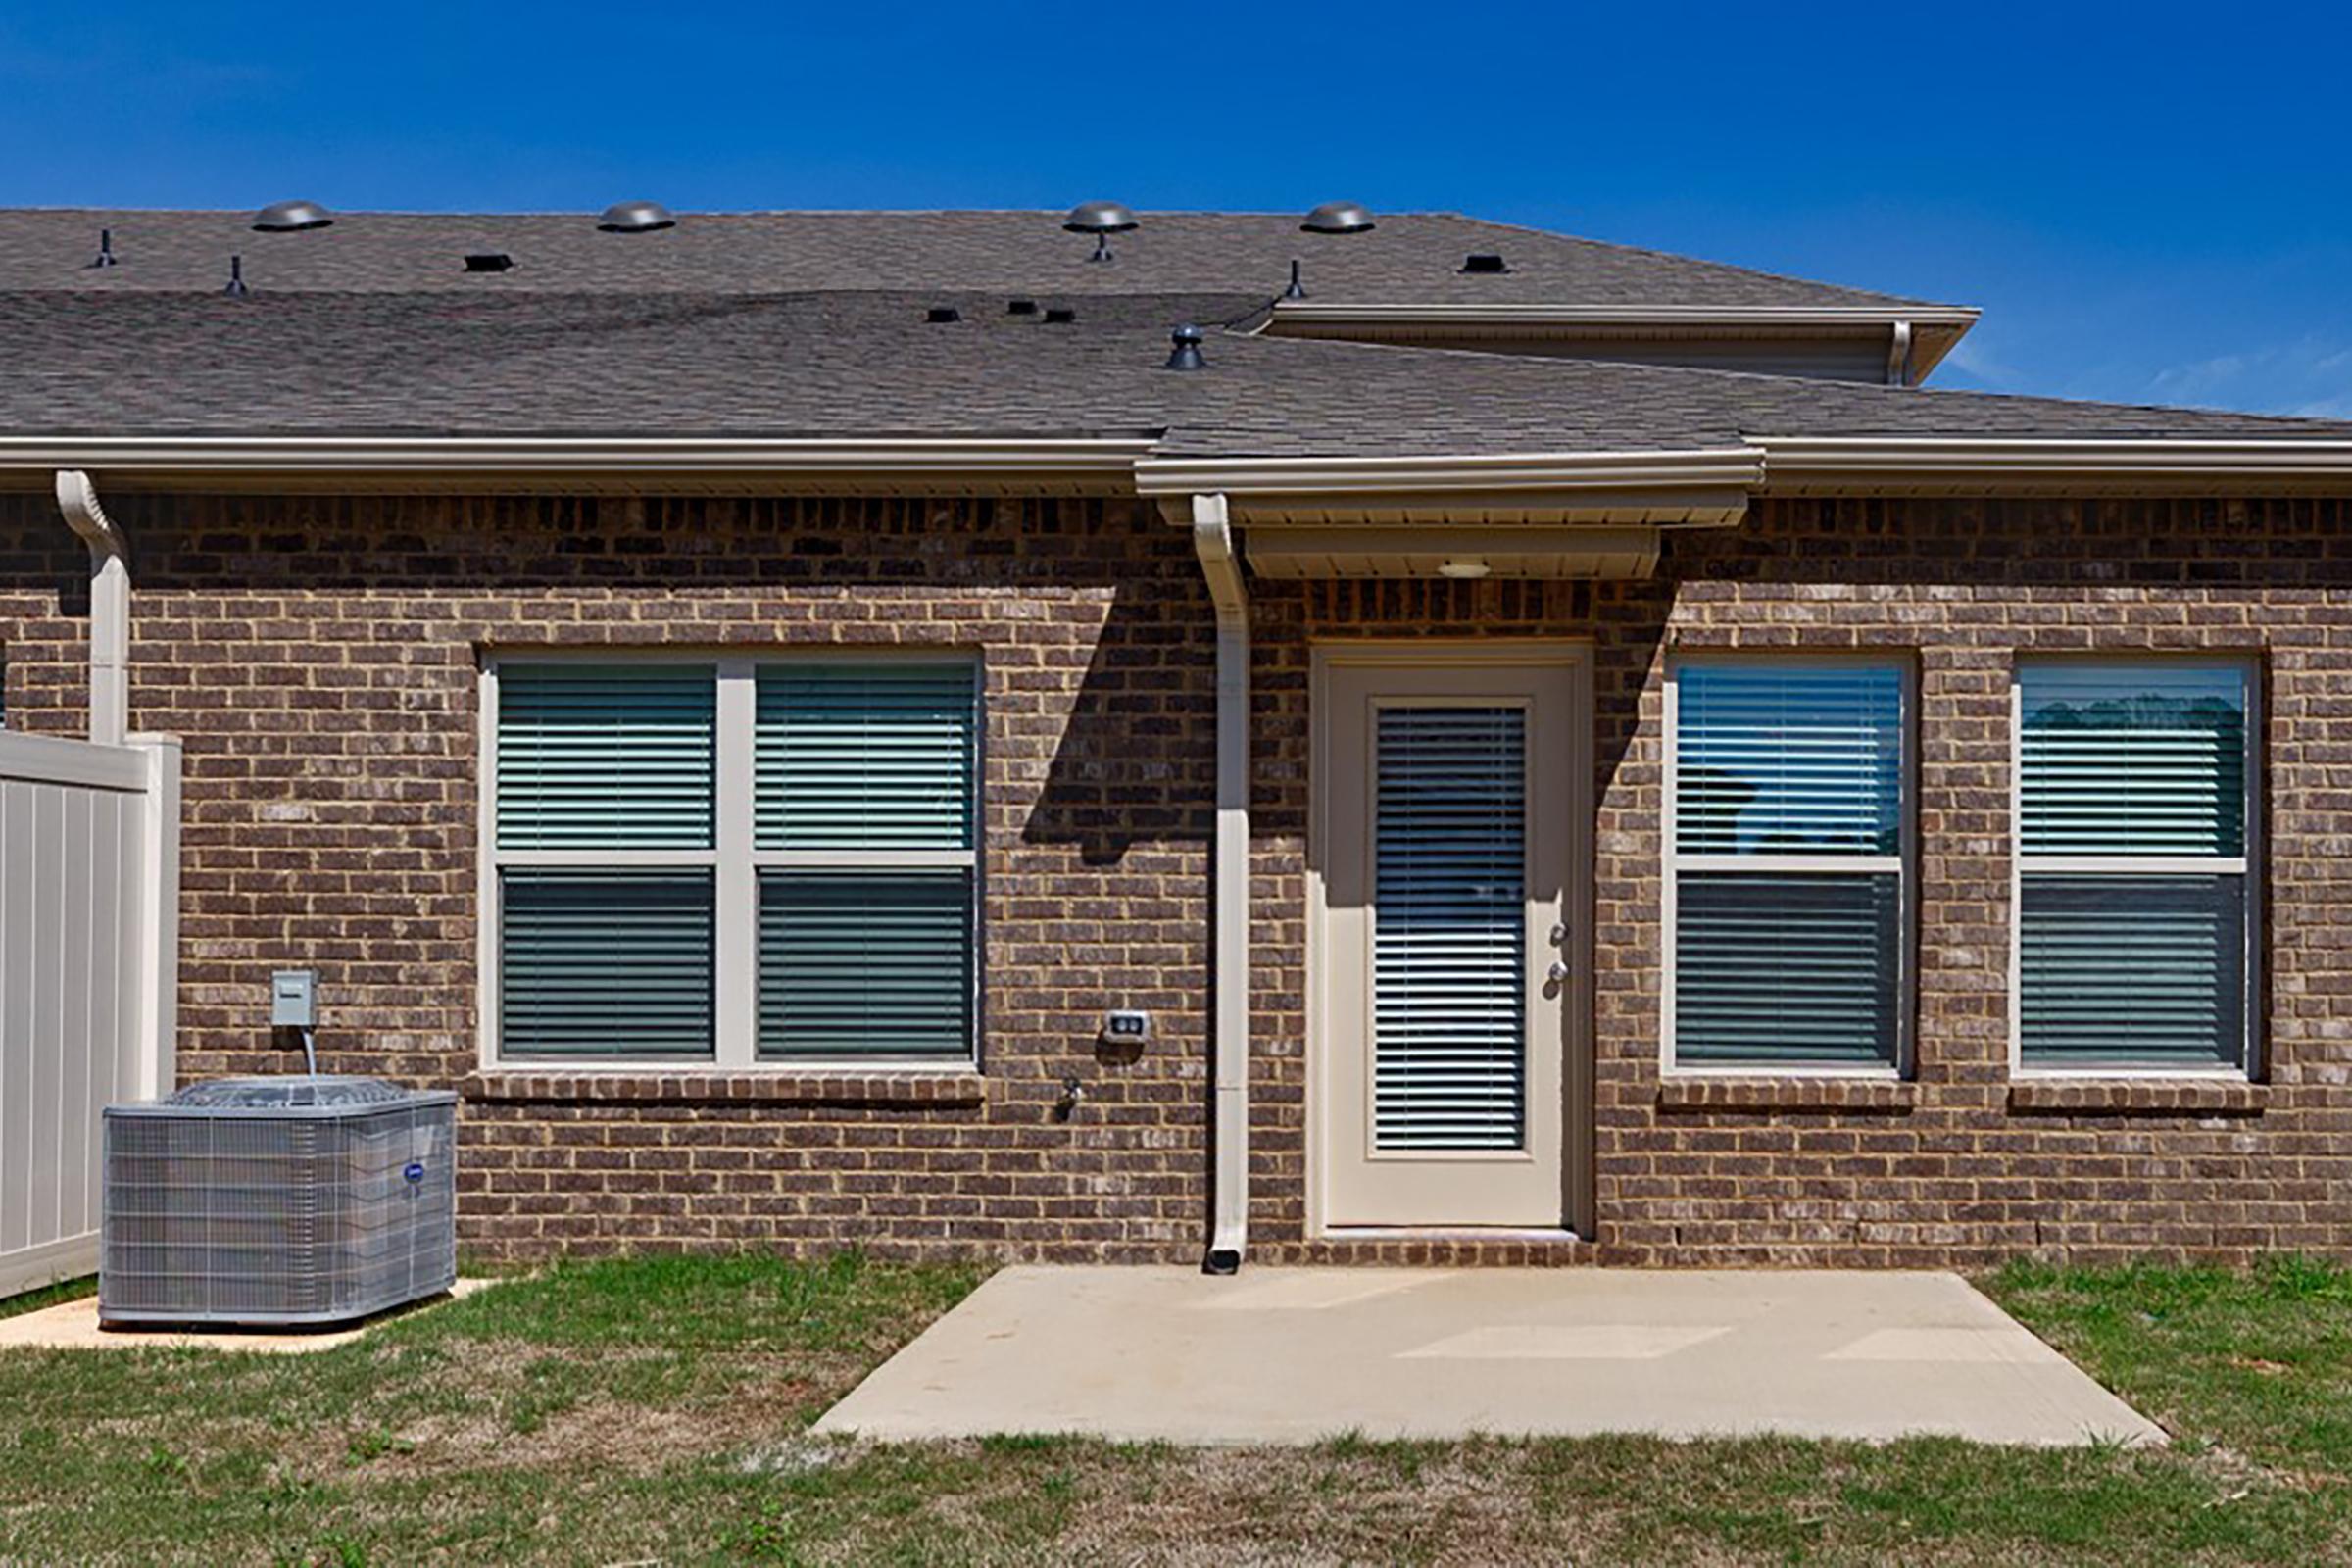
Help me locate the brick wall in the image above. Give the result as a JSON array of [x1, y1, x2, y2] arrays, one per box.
[[2, 488, 2348, 1265]]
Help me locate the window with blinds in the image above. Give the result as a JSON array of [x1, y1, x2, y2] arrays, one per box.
[[1666, 659, 1910, 1070], [2016, 661, 2255, 1072], [487, 658, 979, 1066]]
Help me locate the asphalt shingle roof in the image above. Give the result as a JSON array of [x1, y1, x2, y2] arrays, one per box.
[[3, 289, 2344, 459], [0, 208, 1942, 309]]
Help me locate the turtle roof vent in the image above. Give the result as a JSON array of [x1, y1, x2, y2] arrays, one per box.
[[1460, 252, 1510, 274], [252, 199, 334, 233], [1007, 298, 1039, 316], [1301, 200, 1375, 234], [597, 199, 676, 233], [1042, 306, 1077, 324], [926, 305, 961, 323], [464, 252, 514, 273]]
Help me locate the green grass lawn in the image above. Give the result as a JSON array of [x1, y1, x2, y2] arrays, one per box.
[[1, 1254, 2349, 1565]]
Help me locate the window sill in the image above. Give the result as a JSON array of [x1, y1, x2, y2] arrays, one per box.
[[2007, 1078, 2266, 1117], [463, 1069, 987, 1107], [1655, 1077, 1915, 1113]]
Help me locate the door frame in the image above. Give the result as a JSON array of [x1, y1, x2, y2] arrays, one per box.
[[1306, 640, 1596, 1239]]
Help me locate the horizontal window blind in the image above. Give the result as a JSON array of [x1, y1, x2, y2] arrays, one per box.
[[500, 869, 714, 1058], [1676, 662, 1902, 856], [1372, 705, 1527, 1151], [759, 871, 973, 1057], [756, 665, 976, 850], [2020, 664, 2247, 856], [1674, 872, 1901, 1066], [2019, 874, 2244, 1068], [496, 664, 715, 850]]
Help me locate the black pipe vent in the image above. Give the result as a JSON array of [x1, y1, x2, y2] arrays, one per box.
[[1164, 323, 1206, 371], [1460, 252, 1510, 274], [87, 228, 118, 270], [223, 255, 248, 297], [464, 253, 514, 273]]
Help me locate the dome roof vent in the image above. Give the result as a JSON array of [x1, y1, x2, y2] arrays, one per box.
[[597, 199, 676, 233], [251, 199, 334, 233], [1301, 200, 1375, 234]]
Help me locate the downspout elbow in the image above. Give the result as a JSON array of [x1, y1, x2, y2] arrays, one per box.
[[54, 469, 130, 747]]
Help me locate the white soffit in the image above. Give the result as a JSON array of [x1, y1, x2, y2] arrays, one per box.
[[1244, 524, 1661, 580]]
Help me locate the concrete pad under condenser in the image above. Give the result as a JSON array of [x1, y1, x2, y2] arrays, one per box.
[[0, 1277, 497, 1355], [814, 1266, 2164, 1447]]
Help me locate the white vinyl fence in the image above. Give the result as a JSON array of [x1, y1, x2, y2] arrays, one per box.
[[0, 730, 180, 1298]]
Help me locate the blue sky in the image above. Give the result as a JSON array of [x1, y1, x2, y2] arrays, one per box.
[[6, 2, 2348, 416]]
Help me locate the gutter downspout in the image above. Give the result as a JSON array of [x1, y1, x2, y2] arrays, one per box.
[[54, 469, 129, 746], [1192, 493, 1250, 1275], [1886, 320, 1915, 388]]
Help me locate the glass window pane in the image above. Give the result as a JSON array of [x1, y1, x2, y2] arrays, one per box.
[[1372, 705, 1527, 1151], [756, 664, 977, 851], [1675, 662, 1902, 856], [2020, 662, 2247, 857], [1675, 872, 1901, 1066], [759, 870, 974, 1058], [496, 664, 715, 851], [501, 869, 714, 1059], [2020, 873, 2245, 1069]]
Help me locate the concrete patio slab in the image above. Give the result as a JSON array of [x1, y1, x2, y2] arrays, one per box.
[[815, 1266, 2164, 1447], [0, 1277, 496, 1355]]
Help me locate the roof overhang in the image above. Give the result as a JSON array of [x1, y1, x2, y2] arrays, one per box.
[[1266, 302, 1982, 379], [1137, 448, 1763, 527], [0, 435, 1162, 496], [1761, 436, 2352, 496]]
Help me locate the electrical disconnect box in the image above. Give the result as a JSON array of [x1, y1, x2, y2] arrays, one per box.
[[271, 969, 318, 1029]]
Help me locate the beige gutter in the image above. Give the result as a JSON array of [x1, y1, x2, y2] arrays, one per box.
[[1136, 448, 1768, 499], [1267, 303, 1983, 379], [1762, 436, 2352, 493]]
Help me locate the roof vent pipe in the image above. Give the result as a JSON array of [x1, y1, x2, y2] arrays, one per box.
[[223, 255, 248, 297], [1282, 259, 1305, 301], [1063, 199, 1138, 264], [88, 228, 119, 270], [1164, 323, 1206, 371]]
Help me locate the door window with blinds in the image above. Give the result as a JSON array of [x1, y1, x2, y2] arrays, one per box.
[[1665, 657, 1912, 1072], [484, 658, 979, 1066], [2014, 660, 2256, 1074], [1372, 704, 1529, 1150]]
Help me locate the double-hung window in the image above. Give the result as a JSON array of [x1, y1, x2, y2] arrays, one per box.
[[2014, 660, 2256, 1074], [485, 657, 979, 1067], [1664, 657, 1912, 1072]]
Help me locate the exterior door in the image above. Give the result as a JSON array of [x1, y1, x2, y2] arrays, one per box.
[[1314, 647, 1588, 1230]]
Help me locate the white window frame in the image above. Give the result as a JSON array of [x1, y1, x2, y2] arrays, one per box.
[[2009, 654, 2260, 1080], [1661, 652, 1916, 1078], [477, 649, 982, 1072]]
